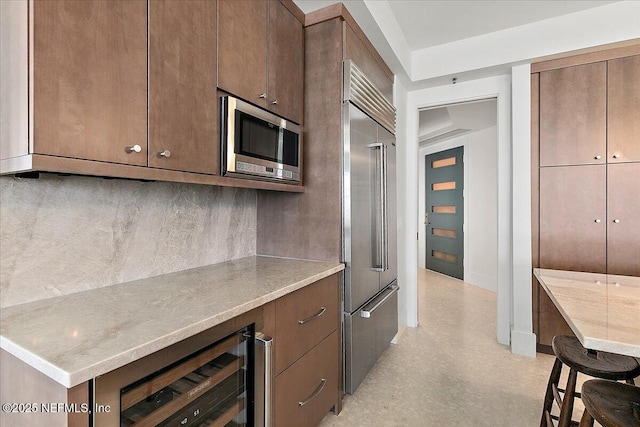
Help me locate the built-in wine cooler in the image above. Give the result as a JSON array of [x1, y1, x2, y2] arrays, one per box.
[[94, 324, 272, 427]]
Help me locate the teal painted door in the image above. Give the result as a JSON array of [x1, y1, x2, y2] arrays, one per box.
[[425, 147, 464, 279]]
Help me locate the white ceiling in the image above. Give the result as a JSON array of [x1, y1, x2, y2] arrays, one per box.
[[387, 1, 617, 51], [419, 99, 497, 146], [293, 0, 635, 87]]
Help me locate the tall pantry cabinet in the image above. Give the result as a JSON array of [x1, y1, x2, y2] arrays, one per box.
[[531, 47, 640, 351]]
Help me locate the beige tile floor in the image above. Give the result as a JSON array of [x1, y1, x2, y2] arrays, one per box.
[[319, 268, 595, 426]]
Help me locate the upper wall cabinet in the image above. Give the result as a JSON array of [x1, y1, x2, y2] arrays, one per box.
[[148, 0, 218, 174], [33, 0, 148, 165], [608, 54, 640, 163], [268, 0, 304, 125], [218, 0, 304, 124], [1, 0, 303, 192], [539, 62, 607, 167]]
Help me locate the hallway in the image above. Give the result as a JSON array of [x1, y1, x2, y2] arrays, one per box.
[[320, 269, 557, 426]]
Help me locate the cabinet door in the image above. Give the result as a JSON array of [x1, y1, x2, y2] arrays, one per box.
[[539, 165, 607, 273], [218, 0, 267, 109], [275, 331, 340, 427], [33, 1, 147, 165], [149, 0, 217, 174], [608, 55, 640, 163], [268, 0, 304, 124], [607, 163, 640, 276], [539, 62, 606, 166]]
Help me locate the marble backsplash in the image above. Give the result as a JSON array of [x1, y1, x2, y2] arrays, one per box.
[[0, 174, 257, 308]]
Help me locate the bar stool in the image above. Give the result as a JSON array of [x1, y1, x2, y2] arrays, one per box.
[[540, 335, 640, 427], [579, 379, 640, 427]]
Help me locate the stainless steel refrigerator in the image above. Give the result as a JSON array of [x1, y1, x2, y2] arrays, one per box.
[[342, 61, 398, 394]]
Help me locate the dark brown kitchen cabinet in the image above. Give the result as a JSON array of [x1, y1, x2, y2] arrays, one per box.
[[532, 45, 640, 351], [271, 274, 342, 426], [607, 163, 640, 276], [268, 0, 304, 124], [217, 0, 304, 124], [539, 165, 607, 274], [148, 0, 217, 174], [32, 0, 148, 165], [217, 0, 268, 110], [539, 61, 607, 167], [608, 54, 640, 163]]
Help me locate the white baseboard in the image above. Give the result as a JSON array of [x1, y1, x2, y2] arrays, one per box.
[[511, 329, 537, 357], [466, 272, 497, 293], [391, 325, 407, 344]]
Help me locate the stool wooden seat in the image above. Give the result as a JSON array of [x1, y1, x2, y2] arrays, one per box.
[[540, 335, 640, 427], [579, 380, 640, 427]]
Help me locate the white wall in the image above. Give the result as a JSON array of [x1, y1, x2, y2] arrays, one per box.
[[510, 63, 536, 356], [394, 77, 411, 327], [417, 125, 498, 293]]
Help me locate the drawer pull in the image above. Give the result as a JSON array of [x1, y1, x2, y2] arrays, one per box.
[[298, 307, 326, 325], [298, 379, 326, 407]]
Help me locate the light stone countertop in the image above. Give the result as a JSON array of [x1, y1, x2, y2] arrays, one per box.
[[534, 268, 640, 357], [0, 256, 344, 388]]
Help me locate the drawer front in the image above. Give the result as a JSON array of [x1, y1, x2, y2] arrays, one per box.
[[275, 330, 340, 427], [275, 274, 340, 374]]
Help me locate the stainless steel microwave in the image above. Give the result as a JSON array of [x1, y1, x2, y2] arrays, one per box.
[[221, 96, 301, 184]]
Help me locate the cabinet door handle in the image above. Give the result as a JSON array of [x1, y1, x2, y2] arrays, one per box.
[[159, 150, 171, 158], [298, 307, 326, 324], [594, 155, 601, 160], [271, 100, 278, 105], [613, 153, 621, 159], [613, 219, 621, 223], [298, 379, 326, 407], [127, 144, 142, 153], [258, 93, 267, 99], [594, 219, 601, 223]]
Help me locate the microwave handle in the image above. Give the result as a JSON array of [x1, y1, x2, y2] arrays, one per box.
[[255, 332, 274, 427]]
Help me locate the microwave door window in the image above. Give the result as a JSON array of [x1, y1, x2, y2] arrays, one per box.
[[237, 111, 280, 162]]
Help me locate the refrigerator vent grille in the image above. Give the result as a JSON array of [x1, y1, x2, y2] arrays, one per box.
[[344, 60, 396, 135]]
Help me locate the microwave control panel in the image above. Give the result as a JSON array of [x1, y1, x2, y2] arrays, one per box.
[[236, 161, 295, 180]]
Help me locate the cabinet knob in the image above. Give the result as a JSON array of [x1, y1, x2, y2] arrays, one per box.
[[613, 153, 621, 159], [271, 100, 278, 105], [613, 219, 621, 223], [159, 150, 171, 158], [127, 144, 142, 153], [258, 93, 267, 99], [594, 219, 601, 223], [594, 155, 601, 160]]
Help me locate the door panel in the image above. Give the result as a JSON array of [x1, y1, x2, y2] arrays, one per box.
[[268, 0, 304, 124], [425, 147, 464, 279], [379, 127, 397, 290], [344, 104, 380, 313], [217, 0, 267, 108], [607, 163, 640, 276], [148, 0, 217, 174], [608, 55, 640, 163], [539, 62, 606, 166], [33, 0, 147, 165], [344, 284, 398, 395], [539, 165, 607, 273]]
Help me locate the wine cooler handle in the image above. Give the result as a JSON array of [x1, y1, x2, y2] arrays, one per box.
[[255, 332, 274, 427]]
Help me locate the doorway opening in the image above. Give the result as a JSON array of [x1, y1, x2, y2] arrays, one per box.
[[418, 98, 498, 291]]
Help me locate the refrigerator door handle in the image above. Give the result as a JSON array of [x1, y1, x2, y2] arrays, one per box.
[[381, 143, 388, 272], [360, 284, 399, 318], [368, 142, 385, 272]]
